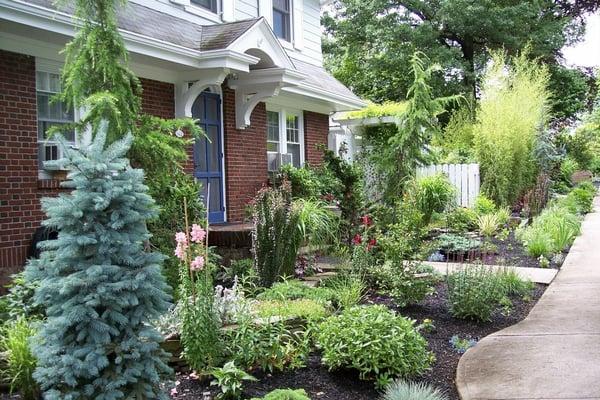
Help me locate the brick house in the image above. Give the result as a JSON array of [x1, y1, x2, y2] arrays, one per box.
[[0, 0, 365, 283]]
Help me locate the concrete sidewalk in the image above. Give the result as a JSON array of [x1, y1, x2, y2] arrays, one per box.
[[424, 261, 557, 284], [456, 196, 600, 400]]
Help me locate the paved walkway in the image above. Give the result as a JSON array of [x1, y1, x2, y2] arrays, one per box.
[[456, 196, 600, 400], [424, 261, 557, 284]]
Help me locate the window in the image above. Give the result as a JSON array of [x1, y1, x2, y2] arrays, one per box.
[[191, 0, 218, 13], [272, 0, 291, 41], [266, 107, 304, 170], [36, 70, 75, 169]]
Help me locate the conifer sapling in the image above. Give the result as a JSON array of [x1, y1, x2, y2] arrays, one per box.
[[25, 122, 172, 399]]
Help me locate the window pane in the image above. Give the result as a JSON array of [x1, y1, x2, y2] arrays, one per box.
[[267, 111, 280, 142], [273, 10, 289, 40], [36, 71, 48, 91], [206, 97, 218, 122], [49, 73, 61, 93], [287, 143, 301, 168], [273, 0, 289, 11], [191, 0, 217, 12], [286, 114, 299, 143], [195, 134, 208, 172], [267, 142, 279, 152], [37, 93, 49, 119]]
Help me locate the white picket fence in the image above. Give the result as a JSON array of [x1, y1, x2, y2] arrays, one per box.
[[416, 163, 480, 207]]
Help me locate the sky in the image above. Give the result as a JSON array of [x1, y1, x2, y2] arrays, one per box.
[[563, 12, 600, 68]]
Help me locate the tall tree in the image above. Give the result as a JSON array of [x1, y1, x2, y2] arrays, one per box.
[[323, 0, 598, 119]]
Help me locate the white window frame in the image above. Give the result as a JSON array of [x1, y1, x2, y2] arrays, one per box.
[[36, 58, 81, 179], [260, 0, 296, 48], [184, 0, 222, 22], [266, 105, 304, 168]]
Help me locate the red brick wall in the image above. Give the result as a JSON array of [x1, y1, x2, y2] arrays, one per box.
[[0, 50, 44, 284], [304, 111, 329, 166], [222, 84, 269, 222], [0, 53, 178, 286], [140, 78, 175, 120]]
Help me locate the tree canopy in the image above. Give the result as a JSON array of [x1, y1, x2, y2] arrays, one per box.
[[323, 0, 599, 120]]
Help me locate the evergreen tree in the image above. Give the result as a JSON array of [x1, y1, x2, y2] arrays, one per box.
[[25, 122, 171, 399]]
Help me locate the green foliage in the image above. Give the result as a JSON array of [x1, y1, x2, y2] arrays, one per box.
[[0, 273, 44, 320], [362, 52, 459, 202], [24, 126, 171, 398], [343, 101, 408, 119], [56, 0, 141, 144], [322, 149, 364, 244], [522, 229, 554, 258], [256, 280, 334, 303], [252, 184, 337, 287], [316, 305, 432, 384], [436, 234, 481, 254], [474, 52, 550, 206], [0, 317, 38, 400], [250, 389, 311, 400], [381, 380, 447, 400], [410, 174, 455, 225], [276, 164, 322, 200], [224, 319, 310, 373], [563, 128, 596, 170], [320, 274, 366, 310], [474, 195, 497, 215], [253, 299, 329, 321], [210, 361, 257, 400], [371, 261, 437, 307], [566, 182, 597, 214], [433, 104, 476, 163], [477, 213, 500, 238], [446, 266, 504, 321], [444, 207, 478, 232], [323, 0, 596, 121], [495, 268, 534, 298]]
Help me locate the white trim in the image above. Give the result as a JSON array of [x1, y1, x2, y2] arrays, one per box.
[[292, 0, 304, 50], [258, 0, 273, 25], [222, 0, 235, 22], [265, 104, 305, 167]]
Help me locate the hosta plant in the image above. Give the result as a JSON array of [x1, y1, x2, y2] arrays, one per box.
[[210, 361, 257, 400]]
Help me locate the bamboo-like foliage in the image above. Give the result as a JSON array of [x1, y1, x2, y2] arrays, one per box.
[[474, 51, 551, 206]]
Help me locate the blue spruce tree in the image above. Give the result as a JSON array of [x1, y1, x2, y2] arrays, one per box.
[[25, 122, 172, 399]]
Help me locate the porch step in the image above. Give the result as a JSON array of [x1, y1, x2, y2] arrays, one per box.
[[208, 222, 252, 248]]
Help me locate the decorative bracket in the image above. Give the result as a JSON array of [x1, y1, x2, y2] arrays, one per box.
[[175, 68, 230, 117], [233, 83, 283, 129]]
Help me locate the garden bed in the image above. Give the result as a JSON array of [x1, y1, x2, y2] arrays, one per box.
[[430, 230, 564, 269], [171, 282, 546, 400]]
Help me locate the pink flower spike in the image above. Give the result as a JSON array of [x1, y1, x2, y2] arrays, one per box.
[[175, 232, 187, 244], [190, 255, 205, 271], [190, 224, 206, 244], [174, 243, 187, 261]]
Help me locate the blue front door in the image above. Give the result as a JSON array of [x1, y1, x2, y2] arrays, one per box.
[[192, 91, 225, 224]]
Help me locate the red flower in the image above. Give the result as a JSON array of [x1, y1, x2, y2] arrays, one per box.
[[367, 238, 377, 250], [361, 215, 372, 227], [352, 234, 362, 245]]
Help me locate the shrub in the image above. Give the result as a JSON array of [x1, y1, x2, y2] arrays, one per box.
[[210, 361, 257, 400], [495, 207, 511, 225], [473, 52, 550, 206], [370, 261, 437, 307], [277, 164, 322, 199], [224, 319, 310, 373], [320, 274, 366, 310], [251, 389, 311, 400], [0, 317, 38, 400], [566, 182, 596, 214], [316, 305, 432, 384], [381, 380, 447, 400], [558, 157, 578, 188], [521, 228, 553, 257], [445, 207, 478, 232], [253, 299, 328, 321], [474, 195, 497, 215], [1, 272, 44, 320], [446, 266, 504, 321], [410, 174, 456, 225], [24, 128, 171, 398]]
